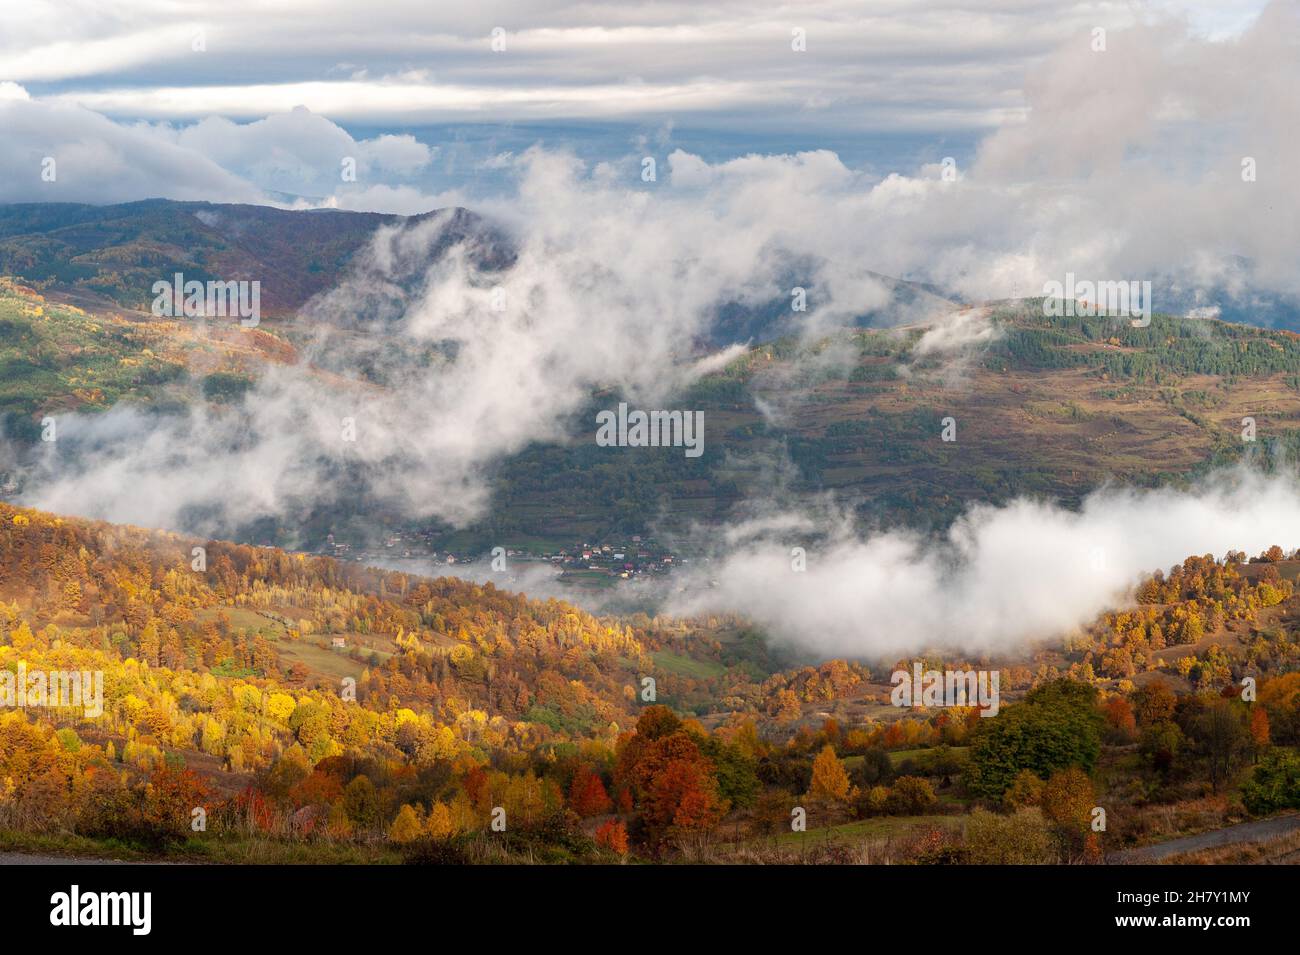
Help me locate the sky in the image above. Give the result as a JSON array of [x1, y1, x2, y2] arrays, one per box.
[[0, 0, 1279, 205]]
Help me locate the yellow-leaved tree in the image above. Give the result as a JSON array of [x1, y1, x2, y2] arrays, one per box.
[[426, 803, 454, 840], [809, 744, 851, 803], [388, 804, 422, 843]]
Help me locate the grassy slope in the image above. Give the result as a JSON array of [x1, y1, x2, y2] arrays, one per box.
[[0, 278, 292, 423]]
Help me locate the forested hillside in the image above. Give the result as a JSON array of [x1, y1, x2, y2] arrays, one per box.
[[4, 502, 1300, 864], [0, 201, 505, 318], [6, 269, 1300, 551]]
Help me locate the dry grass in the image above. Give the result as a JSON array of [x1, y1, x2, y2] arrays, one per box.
[[1111, 794, 1244, 847], [680, 823, 961, 865], [1156, 828, 1300, 865]]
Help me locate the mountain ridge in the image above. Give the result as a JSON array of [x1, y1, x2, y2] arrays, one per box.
[[0, 199, 508, 319]]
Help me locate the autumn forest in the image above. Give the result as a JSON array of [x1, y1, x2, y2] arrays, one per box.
[[3, 501, 1300, 865]]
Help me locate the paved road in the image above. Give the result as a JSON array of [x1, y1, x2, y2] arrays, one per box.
[[1110, 812, 1300, 863]]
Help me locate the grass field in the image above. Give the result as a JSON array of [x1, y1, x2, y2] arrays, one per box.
[[0, 828, 399, 864], [0, 279, 286, 422], [193, 606, 286, 636], [651, 650, 727, 679], [888, 746, 969, 767], [842, 746, 970, 771], [559, 570, 621, 590], [276, 640, 367, 681], [762, 813, 962, 847]]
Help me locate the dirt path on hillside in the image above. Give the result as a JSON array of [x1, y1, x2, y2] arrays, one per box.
[[1110, 812, 1300, 863]]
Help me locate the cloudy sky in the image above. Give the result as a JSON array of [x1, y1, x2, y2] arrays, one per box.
[[0, 0, 1283, 209], [4, 1, 1268, 121]]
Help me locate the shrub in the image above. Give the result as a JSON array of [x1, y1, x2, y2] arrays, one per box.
[[964, 808, 1056, 864], [886, 776, 937, 815], [851, 747, 894, 788], [1242, 750, 1300, 815], [1003, 769, 1045, 810]]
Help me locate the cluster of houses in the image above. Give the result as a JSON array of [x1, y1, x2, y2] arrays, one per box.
[[533, 535, 686, 580], [320, 530, 472, 566], [318, 529, 690, 582]]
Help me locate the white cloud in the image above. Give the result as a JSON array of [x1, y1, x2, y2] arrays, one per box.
[[0, 0, 1159, 130], [670, 468, 1300, 659], [20, 85, 1295, 542], [43, 77, 766, 123], [0, 96, 265, 204], [913, 307, 999, 356], [15, 147, 916, 532], [138, 107, 435, 199], [304, 184, 467, 216], [0, 6, 1293, 300], [0, 21, 203, 83], [0, 96, 452, 207]]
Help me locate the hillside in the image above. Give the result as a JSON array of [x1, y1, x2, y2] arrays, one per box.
[[490, 302, 1300, 543], [3, 502, 1300, 863], [4, 269, 1300, 551], [0, 277, 297, 429], [0, 200, 507, 318]]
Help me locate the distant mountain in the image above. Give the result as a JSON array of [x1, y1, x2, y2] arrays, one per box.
[[0, 199, 509, 318], [1154, 281, 1300, 331], [3, 200, 1297, 343], [709, 267, 960, 348], [0, 199, 964, 347], [1136, 255, 1300, 331], [4, 199, 1300, 554], [7, 268, 1300, 553]]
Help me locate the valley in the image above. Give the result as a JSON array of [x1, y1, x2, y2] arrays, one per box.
[[2, 205, 1300, 867]]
